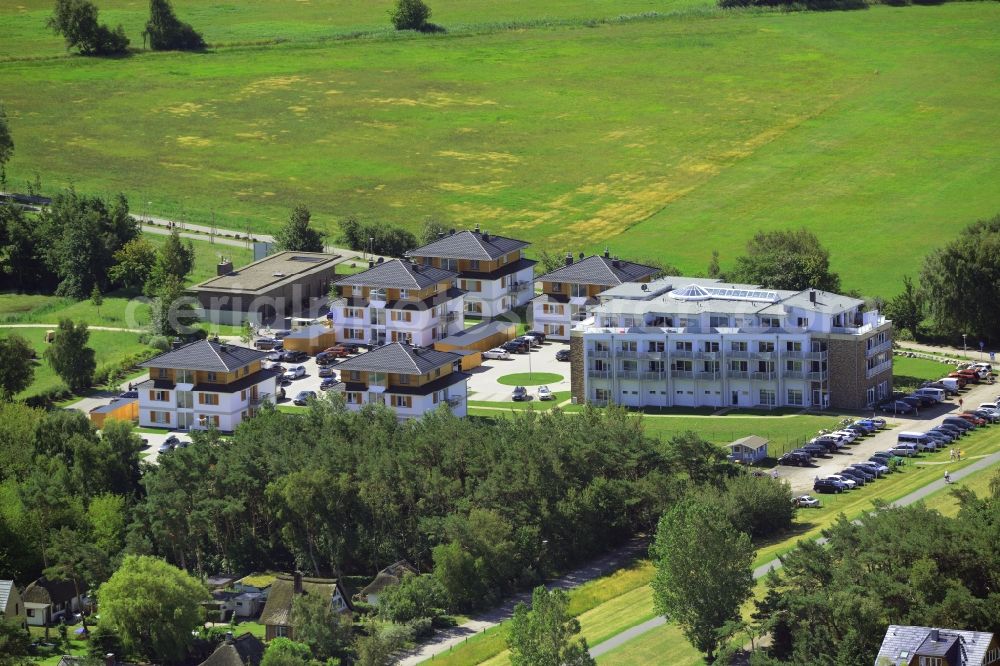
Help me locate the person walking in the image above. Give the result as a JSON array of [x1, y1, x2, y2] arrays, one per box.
[[950, 448, 956, 461], [944, 470, 951, 484]]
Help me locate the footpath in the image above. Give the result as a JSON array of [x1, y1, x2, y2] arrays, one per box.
[[587, 448, 1000, 659], [397, 537, 650, 665]]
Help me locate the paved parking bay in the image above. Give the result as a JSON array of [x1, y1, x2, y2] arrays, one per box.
[[466, 340, 572, 403], [780, 379, 1000, 493]]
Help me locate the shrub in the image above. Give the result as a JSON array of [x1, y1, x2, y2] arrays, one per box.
[[48, 0, 130, 56], [389, 0, 432, 31], [148, 335, 171, 351]]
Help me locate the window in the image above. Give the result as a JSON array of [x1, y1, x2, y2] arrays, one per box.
[[241, 390, 247, 401], [785, 360, 802, 372], [786, 341, 802, 352], [648, 361, 665, 373], [593, 359, 609, 372], [797, 316, 809, 328], [647, 341, 665, 352], [760, 316, 780, 328], [199, 393, 220, 406], [571, 284, 588, 297], [542, 303, 564, 315], [398, 374, 410, 385], [390, 395, 413, 408], [469, 260, 480, 270], [758, 341, 775, 353], [149, 390, 169, 402], [27, 609, 34, 617], [918, 658, 943, 666], [595, 388, 610, 401], [276, 626, 290, 638], [199, 414, 221, 427], [390, 310, 413, 322], [867, 387, 876, 405], [549, 282, 563, 293], [620, 340, 637, 352], [759, 389, 776, 406], [675, 341, 692, 351], [344, 307, 364, 318], [730, 341, 747, 352], [673, 360, 692, 371], [204, 371, 217, 382], [709, 315, 729, 328], [703, 341, 720, 352], [465, 301, 484, 314], [349, 371, 361, 382], [787, 389, 803, 406], [346, 392, 361, 404], [442, 258, 458, 272], [543, 324, 563, 336], [622, 360, 638, 372], [730, 360, 748, 372], [150, 411, 171, 424], [594, 341, 609, 352], [703, 361, 719, 373], [435, 368, 442, 378]]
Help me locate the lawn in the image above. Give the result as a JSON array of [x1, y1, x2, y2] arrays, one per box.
[[0, 326, 153, 398], [145, 232, 255, 287], [892, 354, 957, 392], [495, 372, 564, 387], [468, 391, 571, 410], [2, 4, 998, 296]]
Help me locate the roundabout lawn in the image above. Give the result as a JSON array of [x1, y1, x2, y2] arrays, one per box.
[[496, 372, 563, 386]]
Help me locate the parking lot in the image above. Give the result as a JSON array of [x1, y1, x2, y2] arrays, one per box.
[[779, 379, 1000, 493], [465, 340, 572, 403]]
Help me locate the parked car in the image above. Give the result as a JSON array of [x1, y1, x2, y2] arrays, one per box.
[[814, 478, 847, 494], [802, 444, 830, 458], [555, 348, 571, 362], [483, 347, 512, 360], [971, 409, 999, 423], [284, 365, 306, 380], [778, 451, 812, 466], [265, 350, 283, 362], [957, 413, 986, 426], [852, 420, 878, 433], [254, 337, 278, 350], [318, 365, 337, 378], [832, 429, 859, 443], [879, 400, 915, 414], [826, 474, 857, 490], [118, 390, 138, 399], [512, 386, 528, 401], [293, 390, 316, 405], [319, 378, 338, 391], [282, 350, 308, 363], [899, 396, 923, 410], [853, 461, 887, 477], [502, 340, 529, 354], [837, 469, 868, 486], [157, 440, 175, 454], [924, 430, 954, 445], [846, 466, 876, 482], [323, 345, 353, 358], [792, 495, 821, 508], [524, 330, 547, 343], [537, 385, 554, 401], [934, 422, 966, 437], [517, 335, 541, 348], [807, 438, 839, 453]]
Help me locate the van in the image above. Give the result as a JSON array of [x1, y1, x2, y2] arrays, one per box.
[[939, 378, 961, 394], [891, 443, 918, 457], [914, 387, 946, 403], [896, 431, 938, 451]]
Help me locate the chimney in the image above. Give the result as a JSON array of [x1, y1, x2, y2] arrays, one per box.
[[225, 632, 235, 645], [368, 259, 375, 269], [219, 344, 229, 353], [482, 232, 490, 242], [377, 256, 384, 264], [809, 290, 816, 303], [437, 232, 444, 239], [217, 260, 234, 276], [565, 252, 573, 266], [930, 629, 940, 642], [578, 251, 585, 260], [449, 228, 456, 235], [105, 654, 115, 666], [603, 248, 610, 259], [293, 571, 303, 594], [474, 223, 480, 232]]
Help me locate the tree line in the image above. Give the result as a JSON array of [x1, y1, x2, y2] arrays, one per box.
[[48, 0, 204, 56]]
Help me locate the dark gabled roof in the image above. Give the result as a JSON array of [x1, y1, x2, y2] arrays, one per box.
[[335, 259, 456, 290], [359, 560, 418, 598], [457, 257, 537, 281], [406, 230, 529, 261], [536, 255, 658, 286], [875, 625, 995, 666], [23, 577, 84, 606], [344, 370, 470, 396], [259, 575, 351, 627], [335, 343, 460, 376], [198, 633, 265, 666], [384, 287, 465, 311], [140, 340, 269, 373]]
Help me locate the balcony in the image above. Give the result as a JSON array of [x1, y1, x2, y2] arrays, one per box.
[[694, 371, 720, 380], [446, 395, 463, 407], [446, 312, 459, 323], [588, 370, 610, 379], [671, 369, 694, 379], [671, 350, 694, 359], [803, 351, 828, 361], [641, 371, 666, 380], [805, 371, 828, 381], [618, 370, 640, 379], [866, 339, 892, 357], [695, 351, 720, 360], [590, 350, 611, 359], [727, 370, 749, 379], [617, 350, 639, 358], [866, 360, 892, 379], [641, 351, 664, 360], [727, 350, 751, 359], [750, 371, 776, 381], [751, 352, 775, 360], [783, 369, 807, 380], [249, 393, 271, 407]]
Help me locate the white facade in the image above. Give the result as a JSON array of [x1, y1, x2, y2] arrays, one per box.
[[532, 298, 584, 341], [576, 278, 891, 410], [460, 264, 535, 318], [138, 374, 277, 432], [341, 380, 468, 419], [329, 288, 465, 347]]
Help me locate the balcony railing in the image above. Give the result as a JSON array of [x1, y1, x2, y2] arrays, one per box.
[[618, 370, 640, 379], [727, 350, 751, 359], [641, 371, 667, 380], [617, 350, 639, 358], [641, 351, 664, 359], [695, 351, 720, 360], [727, 370, 749, 379], [751, 371, 776, 380], [446, 312, 459, 322], [671, 369, 694, 378], [671, 350, 694, 358], [751, 352, 775, 360], [590, 350, 610, 359], [446, 396, 463, 407], [866, 360, 892, 379], [694, 371, 720, 380], [804, 351, 828, 361], [866, 339, 892, 357], [249, 393, 271, 407]]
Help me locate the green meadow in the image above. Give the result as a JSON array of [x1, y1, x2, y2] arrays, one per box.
[[1, 3, 998, 296]]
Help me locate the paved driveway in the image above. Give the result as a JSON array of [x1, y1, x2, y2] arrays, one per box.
[[780, 379, 1000, 493], [466, 341, 572, 403]]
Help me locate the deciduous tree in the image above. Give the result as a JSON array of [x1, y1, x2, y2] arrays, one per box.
[[97, 555, 207, 662], [274, 205, 325, 253], [506, 586, 595, 666], [731, 228, 841, 293], [47, 0, 129, 56], [0, 617, 32, 666], [260, 638, 312, 666], [145, 228, 194, 296], [109, 237, 157, 291], [650, 497, 755, 661], [0, 334, 35, 400], [143, 0, 204, 51], [44, 526, 108, 632], [0, 106, 12, 185], [389, 0, 432, 31], [44, 319, 96, 393], [882, 274, 924, 339], [290, 590, 351, 660]]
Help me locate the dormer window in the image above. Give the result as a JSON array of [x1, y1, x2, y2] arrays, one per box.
[[469, 260, 480, 270]]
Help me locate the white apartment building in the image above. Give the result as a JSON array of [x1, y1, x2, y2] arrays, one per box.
[[328, 259, 465, 347], [335, 342, 469, 419], [532, 252, 659, 340], [406, 228, 535, 318], [137, 339, 277, 432], [570, 277, 893, 411]]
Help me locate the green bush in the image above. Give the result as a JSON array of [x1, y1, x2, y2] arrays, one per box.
[[389, 0, 432, 31]]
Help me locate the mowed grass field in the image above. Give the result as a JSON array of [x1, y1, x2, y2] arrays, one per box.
[[2, 3, 998, 296]]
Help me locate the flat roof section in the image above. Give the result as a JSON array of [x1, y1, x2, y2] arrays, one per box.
[[190, 251, 340, 295], [435, 320, 515, 347]]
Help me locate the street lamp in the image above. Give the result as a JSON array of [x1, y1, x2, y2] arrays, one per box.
[[962, 334, 967, 356]]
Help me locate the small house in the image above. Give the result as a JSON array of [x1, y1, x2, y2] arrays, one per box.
[[0, 579, 27, 631], [874, 625, 999, 666], [359, 560, 418, 607], [198, 632, 265, 666], [727, 435, 769, 464], [281, 324, 337, 356], [259, 573, 352, 641], [22, 577, 86, 627], [89, 397, 139, 428]]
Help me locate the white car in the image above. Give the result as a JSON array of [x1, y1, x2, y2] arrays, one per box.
[[483, 347, 511, 360], [537, 385, 553, 401], [793, 495, 821, 508], [826, 475, 857, 490], [832, 430, 858, 443], [284, 365, 306, 380]]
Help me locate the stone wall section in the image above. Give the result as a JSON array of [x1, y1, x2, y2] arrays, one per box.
[[569, 334, 585, 404]]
